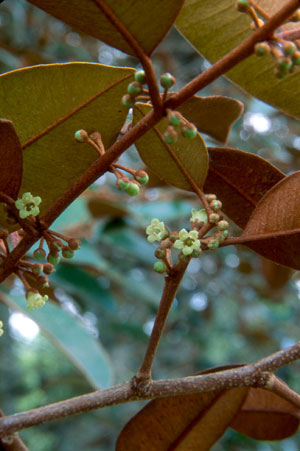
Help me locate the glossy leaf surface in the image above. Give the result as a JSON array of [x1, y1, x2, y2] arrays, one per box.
[[204, 147, 285, 228], [26, 0, 184, 56], [2, 294, 113, 389], [240, 171, 300, 269], [133, 103, 209, 191], [176, 0, 300, 118], [0, 119, 22, 199], [0, 63, 134, 222]]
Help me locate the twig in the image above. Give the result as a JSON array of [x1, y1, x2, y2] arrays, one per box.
[[1, 340, 300, 437]]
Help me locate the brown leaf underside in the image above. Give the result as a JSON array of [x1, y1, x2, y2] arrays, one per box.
[[0, 119, 23, 199]]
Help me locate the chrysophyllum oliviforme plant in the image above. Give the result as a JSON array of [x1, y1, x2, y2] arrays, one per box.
[[1, 0, 300, 449]]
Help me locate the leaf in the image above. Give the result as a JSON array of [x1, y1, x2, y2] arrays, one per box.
[[204, 147, 285, 228], [133, 103, 209, 191], [1, 293, 113, 389], [116, 387, 248, 450], [176, 0, 300, 119], [26, 0, 184, 57], [0, 63, 134, 224], [87, 197, 128, 219], [230, 386, 300, 440], [239, 170, 300, 269], [0, 119, 22, 199], [178, 95, 243, 143]]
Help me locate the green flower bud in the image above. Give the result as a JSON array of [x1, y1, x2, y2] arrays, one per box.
[[127, 81, 143, 96], [209, 213, 220, 224], [167, 111, 181, 127], [222, 230, 229, 239], [254, 42, 271, 57], [155, 248, 167, 259], [218, 220, 229, 231], [208, 240, 219, 250], [160, 73, 176, 89], [43, 263, 55, 275], [32, 264, 43, 275], [125, 182, 140, 197], [292, 51, 300, 65], [47, 253, 60, 266], [74, 129, 88, 142], [134, 70, 146, 84], [192, 249, 202, 258], [277, 57, 293, 73], [68, 239, 81, 251], [122, 94, 135, 108], [62, 247, 75, 259], [235, 0, 250, 12], [117, 179, 130, 191], [283, 41, 297, 56], [154, 261, 167, 273], [164, 126, 178, 144], [182, 124, 197, 139], [135, 170, 149, 185], [33, 248, 46, 261], [210, 200, 222, 211]]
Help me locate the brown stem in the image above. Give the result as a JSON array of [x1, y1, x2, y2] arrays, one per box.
[[165, 0, 300, 111], [251, 0, 271, 20], [136, 263, 188, 381], [1, 340, 300, 437], [92, 0, 162, 111], [0, 410, 28, 451], [0, 0, 298, 281], [260, 373, 300, 409]]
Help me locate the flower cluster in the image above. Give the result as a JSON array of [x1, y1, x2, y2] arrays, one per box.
[[173, 229, 201, 256], [26, 291, 48, 310], [146, 218, 168, 243], [15, 192, 41, 219]]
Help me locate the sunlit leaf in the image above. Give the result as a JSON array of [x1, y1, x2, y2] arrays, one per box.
[[0, 119, 22, 198], [116, 386, 248, 450], [0, 63, 134, 225], [176, 0, 300, 118], [1, 293, 113, 389], [204, 147, 285, 228], [239, 171, 300, 269], [133, 103, 209, 191], [178, 95, 243, 143], [230, 386, 300, 440], [26, 0, 184, 56]]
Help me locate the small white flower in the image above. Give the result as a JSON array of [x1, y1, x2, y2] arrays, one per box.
[[0, 320, 3, 336], [174, 228, 201, 256], [146, 218, 168, 243], [15, 192, 42, 219], [26, 291, 48, 310], [190, 208, 208, 224]]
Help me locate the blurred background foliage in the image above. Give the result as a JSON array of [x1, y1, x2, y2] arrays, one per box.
[[1, 1, 300, 450]]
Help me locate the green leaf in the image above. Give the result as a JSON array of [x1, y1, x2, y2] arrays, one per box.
[[133, 103, 209, 191], [178, 95, 243, 143], [1, 293, 113, 389], [0, 63, 134, 223], [26, 0, 185, 56], [239, 171, 300, 269], [0, 119, 22, 199], [176, 1, 300, 118]]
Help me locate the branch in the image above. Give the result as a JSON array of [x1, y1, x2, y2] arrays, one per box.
[[1, 340, 300, 437], [93, 0, 162, 111], [0, 0, 298, 281]]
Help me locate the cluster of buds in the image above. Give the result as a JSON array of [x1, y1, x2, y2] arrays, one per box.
[[235, 1, 300, 78], [34, 233, 80, 267], [115, 169, 149, 197], [74, 128, 148, 198], [164, 109, 198, 144], [122, 70, 147, 108], [145, 194, 230, 274]]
